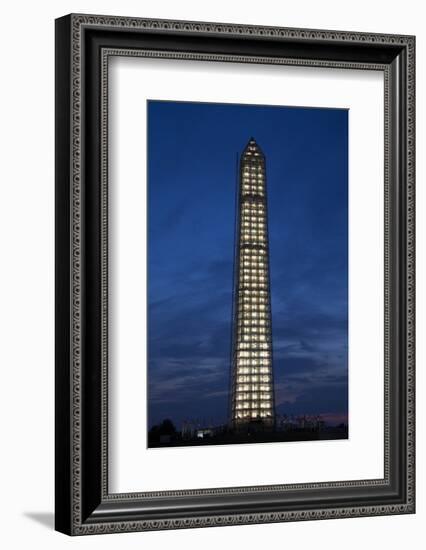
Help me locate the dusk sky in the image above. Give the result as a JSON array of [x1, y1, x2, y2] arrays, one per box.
[[147, 100, 348, 430]]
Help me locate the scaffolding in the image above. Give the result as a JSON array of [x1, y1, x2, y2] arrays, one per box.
[[230, 138, 276, 429]]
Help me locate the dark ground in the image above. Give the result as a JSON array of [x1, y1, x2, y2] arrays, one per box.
[[148, 426, 348, 449]]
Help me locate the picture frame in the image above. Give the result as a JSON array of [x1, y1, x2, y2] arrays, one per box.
[[55, 13, 415, 535]]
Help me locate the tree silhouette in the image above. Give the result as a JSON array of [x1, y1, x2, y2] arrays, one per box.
[[148, 419, 177, 445]]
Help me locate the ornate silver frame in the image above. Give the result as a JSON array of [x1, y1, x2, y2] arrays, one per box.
[[55, 14, 415, 535]]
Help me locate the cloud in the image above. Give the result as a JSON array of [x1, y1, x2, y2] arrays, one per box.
[[147, 258, 348, 426], [274, 355, 348, 417]]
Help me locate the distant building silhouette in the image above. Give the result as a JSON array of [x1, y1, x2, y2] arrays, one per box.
[[230, 138, 275, 429]]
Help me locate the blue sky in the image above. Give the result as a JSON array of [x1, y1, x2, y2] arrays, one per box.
[[147, 100, 348, 429]]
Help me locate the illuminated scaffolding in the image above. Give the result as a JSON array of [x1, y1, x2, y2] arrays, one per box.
[[230, 138, 275, 429]]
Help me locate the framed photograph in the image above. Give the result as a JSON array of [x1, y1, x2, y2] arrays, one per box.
[[55, 14, 415, 535]]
